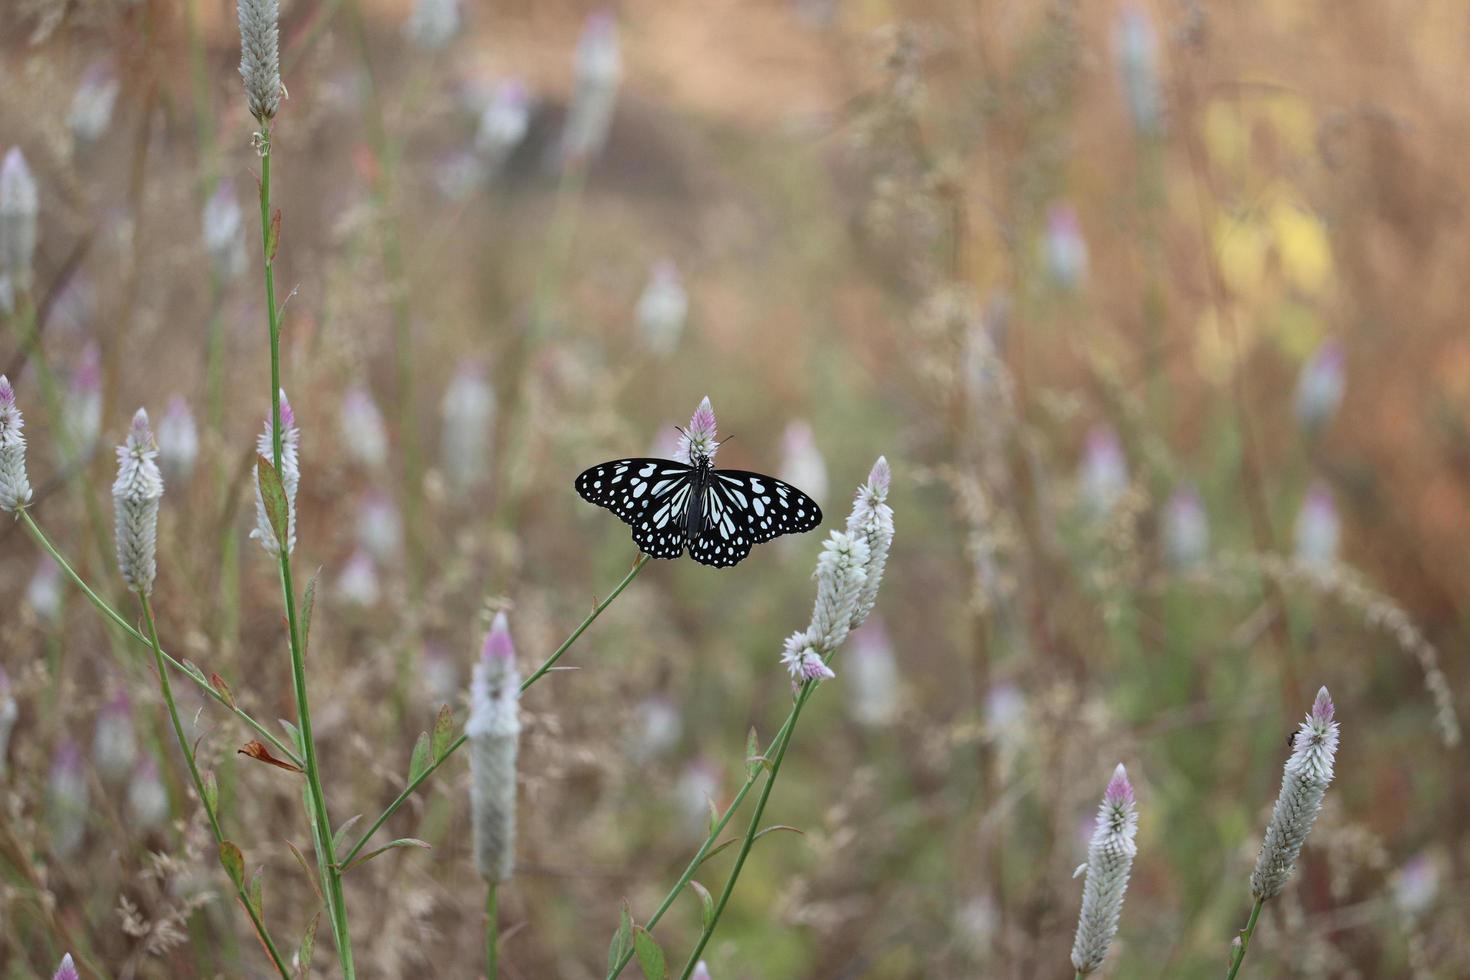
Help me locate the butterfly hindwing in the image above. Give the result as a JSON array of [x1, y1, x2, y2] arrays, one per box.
[[688, 470, 823, 567], [574, 458, 695, 560]]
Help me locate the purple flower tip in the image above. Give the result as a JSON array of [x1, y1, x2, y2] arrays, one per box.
[[1104, 763, 1133, 806], [1, 147, 28, 182], [1312, 686, 1334, 725], [1047, 202, 1080, 234], [0, 665, 10, 689], [129, 407, 152, 441], [135, 757, 159, 780], [585, 8, 616, 35], [53, 953, 79, 980], [483, 611, 515, 664], [0, 375, 15, 407], [53, 739, 82, 773], [166, 394, 190, 416], [105, 689, 132, 715], [1305, 480, 1335, 514], [868, 456, 891, 494], [74, 343, 102, 390], [689, 397, 717, 439], [277, 389, 295, 430]]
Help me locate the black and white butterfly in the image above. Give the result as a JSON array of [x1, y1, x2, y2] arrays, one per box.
[[574, 447, 823, 567]]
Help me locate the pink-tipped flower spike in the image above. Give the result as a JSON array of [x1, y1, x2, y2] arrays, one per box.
[[1294, 339, 1345, 436], [49, 740, 89, 858], [93, 690, 138, 784], [1162, 482, 1210, 569], [1070, 763, 1140, 975], [403, 0, 460, 50], [157, 396, 199, 485], [63, 341, 103, 459], [237, 0, 282, 123], [357, 490, 403, 562], [1044, 202, 1088, 291], [1079, 425, 1127, 519], [466, 611, 521, 882], [0, 376, 32, 513], [809, 530, 870, 652], [780, 420, 828, 506], [250, 389, 299, 555], [440, 364, 495, 492], [561, 9, 622, 164], [845, 456, 894, 630], [629, 694, 682, 762], [127, 757, 170, 830], [113, 408, 164, 595], [27, 555, 62, 622], [1113, 5, 1162, 135], [476, 79, 531, 179], [53, 953, 79, 980], [1293, 481, 1339, 568], [678, 396, 720, 464], [202, 179, 248, 282], [422, 641, 459, 706], [1250, 687, 1340, 900], [335, 548, 380, 607], [636, 259, 688, 357], [1391, 852, 1440, 919], [0, 667, 16, 778], [781, 631, 835, 685], [0, 149, 38, 293], [846, 617, 899, 727], [340, 384, 389, 470], [690, 962, 712, 980], [68, 62, 121, 147]]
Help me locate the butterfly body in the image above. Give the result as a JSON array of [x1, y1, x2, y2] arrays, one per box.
[[574, 448, 822, 567]]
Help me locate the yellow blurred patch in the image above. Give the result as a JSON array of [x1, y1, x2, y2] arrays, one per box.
[[1269, 300, 1324, 359], [1203, 100, 1247, 176], [1262, 92, 1317, 158], [1214, 212, 1271, 299], [1269, 199, 1333, 295], [1193, 306, 1259, 385]]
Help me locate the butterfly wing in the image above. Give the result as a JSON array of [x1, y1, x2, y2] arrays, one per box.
[[688, 470, 823, 567], [574, 458, 696, 560]]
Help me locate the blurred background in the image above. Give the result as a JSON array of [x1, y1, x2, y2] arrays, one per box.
[[2, 0, 1469, 976]]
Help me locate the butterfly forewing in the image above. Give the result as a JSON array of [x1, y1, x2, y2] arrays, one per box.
[[686, 470, 822, 567], [574, 458, 695, 559]]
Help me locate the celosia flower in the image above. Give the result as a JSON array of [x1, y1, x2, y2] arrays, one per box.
[[846, 617, 899, 727], [691, 962, 712, 980], [561, 10, 622, 164], [1293, 481, 1339, 567], [335, 548, 380, 607], [677, 396, 720, 464], [1113, 6, 1162, 135], [1391, 852, 1440, 919], [1293, 340, 1345, 436], [0, 667, 16, 778], [250, 390, 299, 556], [781, 631, 835, 684], [629, 695, 682, 761], [1044, 202, 1088, 290], [636, 260, 688, 357], [113, 408, 164, 595], [1079, 426, 1127, 518], [49, 740, 89, 858], [237, 0, 282, 122], [53, 953, 79, 980], [357, 490, 403, 561], [123, 758, 167, 830], [475, 79, 531, 178], [340, 385, 389, 470], [1162, 482, 1210, 568], [202, 180, 248, 282], [68, 62, 120, 147], [26, 555, 62, 621], [809, 531, 869, 652], [845, 456, 893, 630], [404, 0, 460, 51], [0, 375, 33, 513], [466, 612, 521, 881], [64, 342, 103, 460], [1250, 687, 1340, 900], [780, 420, 828, 506], [157, 396, 199, 485], [0, 148, 38, 293], [93, 690, 138, 784], [1070, 763, 1139, 974], [440, 364, 494, 492]]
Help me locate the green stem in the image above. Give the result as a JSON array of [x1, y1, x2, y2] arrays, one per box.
[[255, 124, 355, 978], [338, 555, 651, 868], [1224, 897, 1265, 980], [486, 880, 499, 980], [19, 510, 301, 766], [675, 681, 817, 979], [139, 595, 291, 978]]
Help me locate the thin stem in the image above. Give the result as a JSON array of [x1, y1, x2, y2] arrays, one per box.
[[338, 555, 651, 867], [139, 595, 291, 978], [676, 681, 817, 979], [19, 510, 302, 766], [255, 124, 355, 978], [1225, 897, 1265, 980], [486, 880, 499, 980]]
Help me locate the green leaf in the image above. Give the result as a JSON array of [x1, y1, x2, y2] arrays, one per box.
[[219, 841, 245, 889], [301, 568, 319, 659], [210, 672, 237, 709], [633, 926, 667, 980], [341, 838, 432, 874], [285, 841, 325, 904], [607, 900, 633, 972], [744, 727, 761, 779], [278, 718, 302, 754], [266, 207, 282, 263], [752, 825, 805, 844], [255, 453, 290, 551], [331, 814, 363, 858], [296, 911, 319, 979], [180, 659, 209, 686], [201, 769, 219, 814], [687, 879, 714, 930], [696, 837, 738, 868], [408, 731, 431, 783], [248, 867, 263, 919], [431, 704, 454, 760], [706, 798, 720, 837]]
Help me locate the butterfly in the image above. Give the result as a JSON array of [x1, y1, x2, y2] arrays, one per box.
[[574, 444, 823, 567]]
